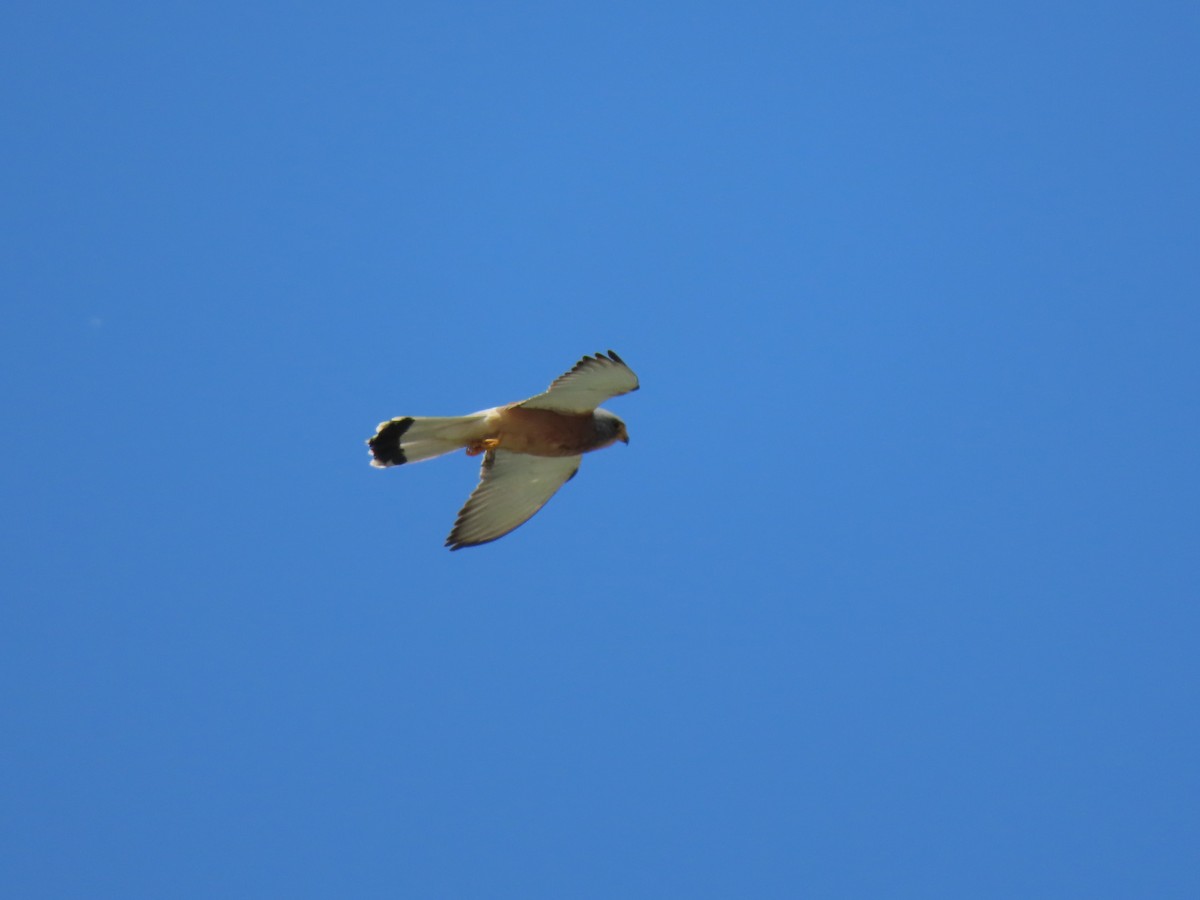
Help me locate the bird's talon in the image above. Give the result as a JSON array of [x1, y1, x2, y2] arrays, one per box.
[[465, 437, 501, 457]]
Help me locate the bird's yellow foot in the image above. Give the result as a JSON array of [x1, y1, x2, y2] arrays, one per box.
[[465, 437, 501, 456]]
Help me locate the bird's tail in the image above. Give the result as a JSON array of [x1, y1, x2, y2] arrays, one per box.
[[367, 412, 492, 468]]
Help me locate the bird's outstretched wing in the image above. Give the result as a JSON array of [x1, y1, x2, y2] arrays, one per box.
[[445, 450, 582, 550], [518, 350, 639, 413]]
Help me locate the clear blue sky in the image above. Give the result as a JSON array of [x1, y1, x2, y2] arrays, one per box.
[[3, 2, 1198, 897]]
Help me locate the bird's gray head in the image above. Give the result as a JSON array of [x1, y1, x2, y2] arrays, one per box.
[[594, 408, 629, 445]]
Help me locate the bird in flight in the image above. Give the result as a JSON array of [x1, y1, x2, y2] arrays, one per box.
[[367, 350, 639, 550]]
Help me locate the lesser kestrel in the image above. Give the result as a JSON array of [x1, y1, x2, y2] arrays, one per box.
[[368, 350, 638, 549]]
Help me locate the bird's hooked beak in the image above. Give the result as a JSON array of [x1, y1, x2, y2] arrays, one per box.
[[619, 426, 630, 445]]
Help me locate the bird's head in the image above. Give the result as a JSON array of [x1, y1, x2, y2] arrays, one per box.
[[595, 408, 630, 445]]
